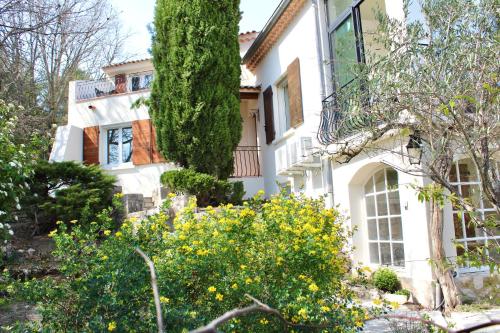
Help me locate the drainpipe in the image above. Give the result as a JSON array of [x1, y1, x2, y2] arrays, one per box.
[[312, 0, 327, 100]]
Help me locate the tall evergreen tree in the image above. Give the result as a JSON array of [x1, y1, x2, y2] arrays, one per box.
[[151, 0, 242, 179]]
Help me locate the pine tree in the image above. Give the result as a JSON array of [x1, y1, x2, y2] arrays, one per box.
[[151, 0, 242, 179]]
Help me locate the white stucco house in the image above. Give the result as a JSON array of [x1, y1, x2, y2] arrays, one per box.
[[51, 0, 498, 309]]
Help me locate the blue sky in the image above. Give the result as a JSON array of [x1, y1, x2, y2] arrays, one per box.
[[111, 0, 282, 59]]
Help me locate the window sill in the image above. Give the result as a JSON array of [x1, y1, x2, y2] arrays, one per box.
[[102, 162, 134, 171], [272, 128, 296, 146]]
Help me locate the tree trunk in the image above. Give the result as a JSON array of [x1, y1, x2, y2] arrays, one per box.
[[430, 198, 461, 313]]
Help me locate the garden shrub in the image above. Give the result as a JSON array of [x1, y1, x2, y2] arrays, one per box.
[[372, 268, 401, 293], [19, 191, 365, 332], [161, 169, 245, 207], [23, 160, 118, 231]]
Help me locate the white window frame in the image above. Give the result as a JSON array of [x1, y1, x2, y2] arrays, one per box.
[[104, 125, 133, 167], [275, 75, 292, 139], [364, 168, 405, 267], [449, 160, 499, 273], [127, 71, 154, 92]]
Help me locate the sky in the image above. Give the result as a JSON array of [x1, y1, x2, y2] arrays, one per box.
[[111, 0, 282, 60]]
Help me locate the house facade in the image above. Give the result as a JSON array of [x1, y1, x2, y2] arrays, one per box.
[[51, 0, 498, 308], [50, 32, 264, 206], [240, 0, 498, 308]]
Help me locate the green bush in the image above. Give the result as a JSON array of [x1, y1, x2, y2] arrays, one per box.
[[18, 192, 365, 332], [372, 268, 401, 293], [23, 160, 119, 231], [161, 169, 244, 207]]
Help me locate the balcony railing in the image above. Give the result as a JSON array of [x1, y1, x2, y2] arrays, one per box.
[[75, 71, 153, 102], [231, 146, 262, 178], [317, 79, 374, 145]]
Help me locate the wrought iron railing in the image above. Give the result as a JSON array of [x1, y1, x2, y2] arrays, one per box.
[[317, 79, 374, 145], [231, 146, 262, 178], [75, 71, 153, 102]]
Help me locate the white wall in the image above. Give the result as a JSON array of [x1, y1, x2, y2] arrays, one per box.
[[49, 125, 83, 162], [253, 2, 325, 197], [230, 177, 265, 199]]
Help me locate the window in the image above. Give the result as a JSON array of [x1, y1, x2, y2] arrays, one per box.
[[449, 160, 499, 265], [129, 72, 154, 92], [276, 76, 291, 137], [364, 168, 405, 266], [107, 127, 133, 165], [326, 0, 386, 88]]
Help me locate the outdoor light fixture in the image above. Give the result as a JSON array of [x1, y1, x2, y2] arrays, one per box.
[[406, 132, 423, 165], [88, 105, 96, 110]]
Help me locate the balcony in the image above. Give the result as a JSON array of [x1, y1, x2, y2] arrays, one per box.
[[75, 71, 153, 102], [231, 146, 262, 178], [317, 79, 375, 145]]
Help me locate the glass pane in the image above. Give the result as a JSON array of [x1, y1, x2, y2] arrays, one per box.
[[359, 0, 387, 64], [380, 243, 391, 265], [283, 82, 291, 131], [388, 191, 401, 215], [131, 76, 140, 91], [393, 243, 405, 267], [107, 129, 120, 164], [143, 74, 153, 89], [378, 218, 389, 240], [453, 213, 464, 239], [390, 217, 403, 241], [386, 169, 398, 189], [122, 127, 133, 163], [449, 163, 458, 182], [365, 195, 376, 217], [376, 193, 388, 216], [369, 243, 380, 264], [374, 170, 386, 192], [332, 15, 357, 88], [461, 184, 481, 208], [327, 0, 351, 23], [367, 219, 378, 240], [457, 160, 478, 182], [364, 178, 374, 194]]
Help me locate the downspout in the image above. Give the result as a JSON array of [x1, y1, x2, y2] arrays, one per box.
[[312, 0, 334, 207]]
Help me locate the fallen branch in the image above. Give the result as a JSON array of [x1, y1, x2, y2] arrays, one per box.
[[135, 247, 165, 333]]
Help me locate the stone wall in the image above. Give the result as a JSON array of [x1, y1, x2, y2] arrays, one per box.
[[456, 273, 500, 305]]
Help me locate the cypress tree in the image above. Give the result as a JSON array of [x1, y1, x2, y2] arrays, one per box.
[[151, 0, 242, 179]]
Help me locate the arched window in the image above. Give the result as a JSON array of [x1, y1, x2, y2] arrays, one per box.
[[364, 168, 405, 266], [449, 160, 499, 263]]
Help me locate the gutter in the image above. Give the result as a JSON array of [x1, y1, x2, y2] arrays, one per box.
[[242, 0, 292, 64], [312, 0, 327, 100]]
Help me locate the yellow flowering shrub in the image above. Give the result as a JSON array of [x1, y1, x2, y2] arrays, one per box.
[[21, 191, 364, 332]]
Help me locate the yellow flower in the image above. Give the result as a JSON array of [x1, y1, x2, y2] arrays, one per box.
[[70, 220, 78, 224], [103, 230, 111, 236], [308, 283, 319, 292], [107, 321, 117, 331], [208, 286, 217, 293], [390, 301, 400, 309], [226, 203, 233, 209], [372, 298, 382, 306], [101, 255, 109, 261], [260, 318, 269, 325], [48, 229, 57, 238], [168, 192, 176, 198], [320, 306, 330, 312], [239, 208, 256, 218], [355, 320, 363, 327], [114, 192, 124, 198], [189, 311, 197, 319], [240, 264, 247, 270], [115, 231, 123, 238], [160, 296, 170, 304], [56, 221, 63, 225], [245, 277, 253, 284], [298, 308, 308, 319], [231, 283, 238, 290], [215, 293, 224, 301]]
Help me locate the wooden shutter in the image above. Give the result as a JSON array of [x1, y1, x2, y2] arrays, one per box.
[[132, 119, 166, 165], [83, 126, 99, 165], [115, 74, 126, 94], [287, 58, 304, 128], [132, 119, 152, 165], [263, 86, 275, 144]]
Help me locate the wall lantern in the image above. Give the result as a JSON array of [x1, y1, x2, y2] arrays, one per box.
[[406, 132, 423, 165]]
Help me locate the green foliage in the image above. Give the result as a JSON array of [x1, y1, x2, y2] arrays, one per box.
[[161, 169, 244, 207], [395, 289, 410, 298], [19, 192, 364, 332], [0, 101, 38, 248], [372, 268, 401, 294], [151, 0, 242, 179], [23, 160, 118, 231]]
